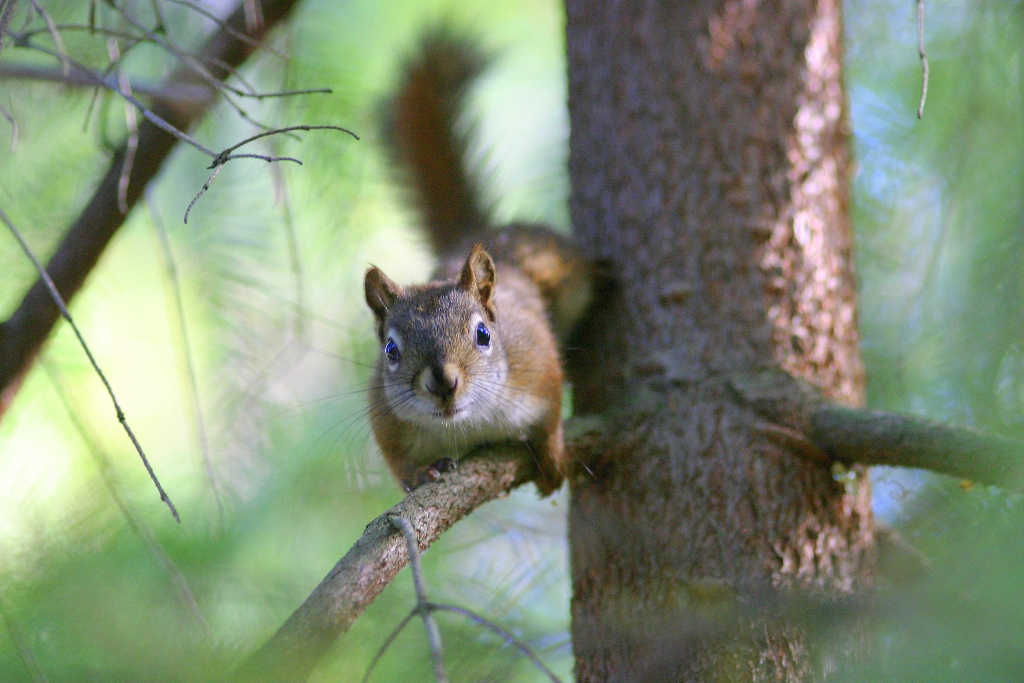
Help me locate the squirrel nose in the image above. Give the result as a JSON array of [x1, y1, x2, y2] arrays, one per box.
[[422, 363, 460, 399]]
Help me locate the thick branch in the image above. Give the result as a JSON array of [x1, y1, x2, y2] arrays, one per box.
[[732, 370, 1024, 491], [231, 450, 530, 683], [813, 405, 1024, 490], [0, 0, 301, 413]]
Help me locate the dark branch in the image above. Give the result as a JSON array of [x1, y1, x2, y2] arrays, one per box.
[[0, 0, 303, 413], [231, 450, 530, 683]]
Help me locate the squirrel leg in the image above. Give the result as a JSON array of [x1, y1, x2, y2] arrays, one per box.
[[530, 420, 565, 496]]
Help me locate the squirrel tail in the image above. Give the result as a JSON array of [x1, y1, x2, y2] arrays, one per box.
[[380, 27, 491, 255]]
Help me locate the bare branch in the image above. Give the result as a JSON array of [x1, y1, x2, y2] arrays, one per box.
[[184, 125, 357, 221], [107, 38, 138, 215], [0, 0, 307, 410], [14, 24, 144, 44], [27, 0, 68, 74], [0, 100, 16, 151], [18, 39, 219, 156], [813, 405, 1024, 490], [243, 0, 264, 32], [0, 60, 214, 102], [361, 611, 418, 683], [0, 0, 19, 54], [391, 516, 448, 683], [917, 0, 929, 119], [428, 604, 562, 683], [107, 2, 320, 123], [0, 205, 179, 521], [162, 0, 285, 59], [231, 450, 530, 683], [215, 124, 359, 159], [730, 370, 1024, 491], [183, 164, 222, 224]]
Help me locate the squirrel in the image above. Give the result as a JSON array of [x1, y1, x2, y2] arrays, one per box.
[[363, 27, 594, 496]]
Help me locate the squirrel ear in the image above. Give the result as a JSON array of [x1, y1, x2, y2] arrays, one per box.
[[365, 267, 402, 324], [459, 245, 496, 318]]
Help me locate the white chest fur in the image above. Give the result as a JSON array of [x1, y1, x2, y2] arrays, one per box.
[[399, 384, 548, 466]]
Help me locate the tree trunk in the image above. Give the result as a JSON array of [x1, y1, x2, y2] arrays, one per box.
[[564, 1, 873, 680]]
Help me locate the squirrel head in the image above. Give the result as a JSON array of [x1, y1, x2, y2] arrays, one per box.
[[364, 245, 506, 423]]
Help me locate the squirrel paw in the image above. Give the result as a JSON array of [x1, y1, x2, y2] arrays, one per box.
[[402, 457, 458, 492]]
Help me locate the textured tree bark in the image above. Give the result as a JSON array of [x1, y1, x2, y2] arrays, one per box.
[[564, 1, 873, 680]]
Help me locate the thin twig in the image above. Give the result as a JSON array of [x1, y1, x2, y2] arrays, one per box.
[[14, 23, 142, 44], [27, 0, 69, 75], [217, 152, 301, 164], [147, 194, 224, 526], [0, 60, 216, 102], [0, 100, 16, 151], [361, 611, 418, 683], [107, 38, 138, 215], [185, 125, 358, 222], [0, 590, 48, 683], [0, 0, 310, 411], [216, 124, 359, 159], [917, 0, 929, 119], [41, 360, 213, 644], [112, 4, 264, 110], [0, 205, 179, 521], [391, 516, 448, 683], [0, 0, 19, 54], [243, 0, 263, 32], [161, 0, 285, 59], [108, 2, 318, 112], [428, 604, 562, 683], [183, 164, 222, 224], [240, 87, 332, 99], [20, 39, 219, 157]]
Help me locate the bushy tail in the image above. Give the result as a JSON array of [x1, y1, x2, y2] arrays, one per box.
[[379, 27, 491, 254]]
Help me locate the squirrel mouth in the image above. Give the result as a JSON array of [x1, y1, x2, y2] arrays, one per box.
[[431, 406, 461, 420]]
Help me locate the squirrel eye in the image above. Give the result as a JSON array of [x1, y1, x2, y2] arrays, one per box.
[[475, 322, 490, 348], [384, 338, 401, 364]]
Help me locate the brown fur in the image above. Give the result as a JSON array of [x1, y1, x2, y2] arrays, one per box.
[[366, 251, 566, 494], [368, 27, 593, 496]]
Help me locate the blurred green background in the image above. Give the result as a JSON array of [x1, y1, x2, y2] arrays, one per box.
[[0, 0, 1022, 680]]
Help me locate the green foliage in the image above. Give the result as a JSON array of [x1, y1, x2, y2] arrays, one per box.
[[846, 0, 1024, 679], [2, 0, 1024, 680]]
